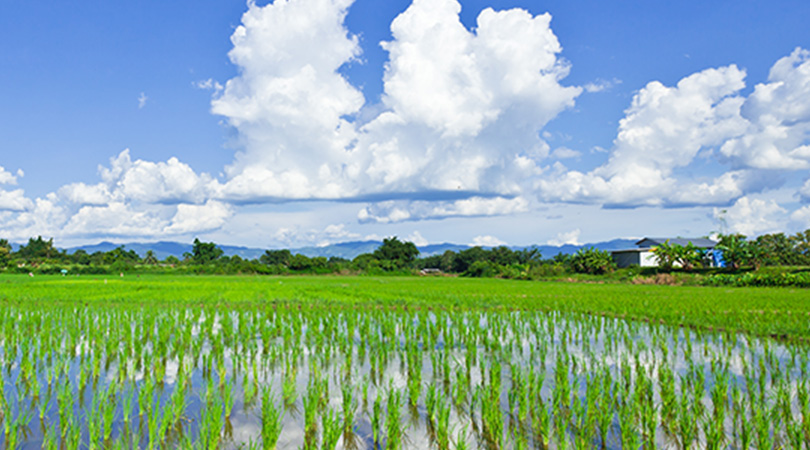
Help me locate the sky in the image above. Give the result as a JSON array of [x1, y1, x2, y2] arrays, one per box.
[[1, 0, 810, 249]]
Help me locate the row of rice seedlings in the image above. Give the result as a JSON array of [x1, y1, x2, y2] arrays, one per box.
[[0, 302, 808, 448]]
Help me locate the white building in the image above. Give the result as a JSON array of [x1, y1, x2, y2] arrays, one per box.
[[611, 237, 718, 268]]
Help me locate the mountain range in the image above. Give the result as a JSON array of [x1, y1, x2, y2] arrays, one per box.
[[63, 238, 639, 260]]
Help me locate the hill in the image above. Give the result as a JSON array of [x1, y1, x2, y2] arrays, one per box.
[[64, 238, 638, 260]]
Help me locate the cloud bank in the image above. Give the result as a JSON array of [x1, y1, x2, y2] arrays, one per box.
[[1, 0, 810, 245]]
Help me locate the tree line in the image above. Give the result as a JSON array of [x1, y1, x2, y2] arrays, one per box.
[[2, 229, 810, 278]]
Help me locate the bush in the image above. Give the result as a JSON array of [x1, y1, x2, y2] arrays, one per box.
[[570, 247, 616, 275], [463, 260, 498, 278], [705, 271, 810, 288]]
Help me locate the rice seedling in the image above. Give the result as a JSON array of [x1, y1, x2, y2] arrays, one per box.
[[0, 275, 808, 448], [260, 386, 283, 450]]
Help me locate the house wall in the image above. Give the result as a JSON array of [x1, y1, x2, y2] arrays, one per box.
[[639, 251, 657, 267], [612, 252, 640, 268], [612, 250, 658, 268]]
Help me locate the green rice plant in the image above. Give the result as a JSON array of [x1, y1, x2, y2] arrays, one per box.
[[340, 380, 356, 433], [752, 395, 775, 450], [302, 376, 323, 445], [281, 368, 297, 408], [435, 394, 451, 450], [42, 424, 58, 450], [385, 385, 404, 450], [121, 383, 135, 426], [260, 385, 283, 450], [222, 377, 235, 420], [617, 382, 640, 450], [320, 407, 342, 450], [371, 389, 383, 447], [199, 379, 224, 450]]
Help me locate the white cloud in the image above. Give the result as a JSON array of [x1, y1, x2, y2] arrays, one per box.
[[547, 228, 581, 246], [539, 64, 749, 207], [0, 166, 20, 185], [538, 49, 810, 209], [0, 196, 65, 239], [713, 196, 787, 236], [210, 0, 579, 206], [550, 147, 581, 160], [193, 78, 223, 92], [720, 48, 810, 170], [163, 201, 233, 235], [0, 189, 33, 212], [211, 0, 364, 200], [583, 78, 620, 93], [799, 178, 810, 202], [791, 205, 810, 228], [58, 182, 112, 206], [270, 223, 378, 248], [358, 196, 529, 223], [65, 149, 215, 205], [471, 235, 507, 247], [62, 202, 165, 237], [138, 92, 148, 109], [405, 231, 428, 246]]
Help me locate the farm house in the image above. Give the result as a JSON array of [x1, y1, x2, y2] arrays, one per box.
[[611, 237, 718, 268]]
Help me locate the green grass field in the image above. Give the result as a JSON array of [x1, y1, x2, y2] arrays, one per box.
[[2, 274, 808, 340], [0, 273, 808, 448]]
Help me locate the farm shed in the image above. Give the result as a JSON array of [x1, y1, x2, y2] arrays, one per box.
[[611, 237, 718, 268]]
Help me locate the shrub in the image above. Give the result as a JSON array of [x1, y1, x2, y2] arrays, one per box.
[[571, 247, 616, 275]]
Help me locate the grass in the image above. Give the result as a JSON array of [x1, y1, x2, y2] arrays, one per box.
[[0, 273, 808, 448], [1, 274, 808, 340]]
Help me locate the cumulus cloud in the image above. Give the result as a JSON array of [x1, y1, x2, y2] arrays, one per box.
[[0, 189, 33, 212], [163, 201, 233, 235], [720, 48, 810, 170], [62, 203, 166, 237], [470, 235, 506, 247], [357, 196, 529, 223], [405, 231, 429, 246], [211, 0, 579, 203], [583, 78, 620, 93], [0, 166, 22, 185], [472, 235, 507, 247], [58, 149, 215, 206], [550, 147, 581, 160], [539, 48, 810, 208], [547, 229, 581, 246], [271, 223, 379, 248], [539, 65, 749, 207], [799, 178, 810, 202], [791, 205, 810, 228], [713, 196, 787, 236]]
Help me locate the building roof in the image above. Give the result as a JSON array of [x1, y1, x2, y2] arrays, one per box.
[[636, 237, 717, 249]]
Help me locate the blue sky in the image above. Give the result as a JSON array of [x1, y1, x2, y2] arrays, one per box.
[[1, 0, 809, 249]]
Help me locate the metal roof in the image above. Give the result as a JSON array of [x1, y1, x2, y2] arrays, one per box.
[[635, 237, 717, 248]]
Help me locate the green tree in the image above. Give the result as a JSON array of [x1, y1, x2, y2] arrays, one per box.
[[191, 238, 223, 265], [70, 249, 91, 265], [452, 247, 488, 273], [144, 250, 159, 265], [260, 249, 292, 267], [571, 247, 616, 275], [716, 234, 754, 270], [0, 239, 10, 267], [288, 254, 313, 271], [16, 236, 56, 260], [792, 229, 810, 264], [373, 237, 419, 269], [755, 233, 801, 266]]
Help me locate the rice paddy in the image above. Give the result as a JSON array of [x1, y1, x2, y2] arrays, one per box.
[[0, 274, 808, 449]]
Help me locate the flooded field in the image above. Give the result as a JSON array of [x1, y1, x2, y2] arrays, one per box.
[[1, 302, 809, 449]]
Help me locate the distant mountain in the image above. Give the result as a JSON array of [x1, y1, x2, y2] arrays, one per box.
[[65, 238, 639, 261]]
